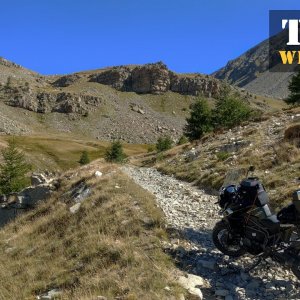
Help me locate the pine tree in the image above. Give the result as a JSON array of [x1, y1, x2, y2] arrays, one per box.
[[105, 140, 127, 163], [5, 76, 12, 89], [79, 151, 90, 165], [156, 136, 173, 152], [287, 70, 300, 105], [0, 140, 31, 194], [212, 95, 251, 129], [184, 98, 213, 140]]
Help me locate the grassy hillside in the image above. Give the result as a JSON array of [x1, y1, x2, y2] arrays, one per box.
[[133, 107, 300, 210], [0, 135, 149, 171], [0, 161, 181, 299]]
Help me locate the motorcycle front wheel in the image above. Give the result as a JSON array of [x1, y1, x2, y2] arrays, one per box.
[[212, 221, 246, 258]]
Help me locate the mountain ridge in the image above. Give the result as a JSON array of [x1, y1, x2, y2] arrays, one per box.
[[213, 30, 296, 99]]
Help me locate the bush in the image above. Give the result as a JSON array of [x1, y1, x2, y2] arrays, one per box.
[[177, 135, 189, 145], [284, 124, 300, 147], [0, 140, 31, 194], [105, 140, 127, 163], [213, 95, 252, 129], [79, 151, 90, 165], [147, 145, 156, 153], [286, 70, 300, 105], [216, 151, 231, 161], [184, 98, 213, 140], [156, 136, 173, 152]]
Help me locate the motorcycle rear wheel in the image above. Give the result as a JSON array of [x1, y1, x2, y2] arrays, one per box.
[[291, 264, 300, 279], [291, 251, 300, 280], [213, 221, 246, 258]]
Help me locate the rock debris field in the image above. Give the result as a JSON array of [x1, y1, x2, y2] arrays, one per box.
[[123, 166, 300, 300]]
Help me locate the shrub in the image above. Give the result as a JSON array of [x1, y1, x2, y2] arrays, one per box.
[[0, 140, 31, 194], [105, 140, 127, 163], [216, 151, 231, 161], [79, 151, 90, 165], [213, 95, 252, 129], [177, 135, 189, 145], [156, 136, 173, 152], [184, 98, 213, 140], [286, 70, 300, 105], [147, 145, 155, 153], [284, 124, 300, 147]]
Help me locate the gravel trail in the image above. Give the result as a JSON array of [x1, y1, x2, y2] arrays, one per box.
[[123, 166, 300, 300]]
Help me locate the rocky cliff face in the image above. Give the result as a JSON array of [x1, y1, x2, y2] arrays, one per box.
[[89, 66, 132, 90], [0, 59, 226, 116], [1, 84, 102, 114], [213, 30, 294, 99], [89, 62, 223, 97]]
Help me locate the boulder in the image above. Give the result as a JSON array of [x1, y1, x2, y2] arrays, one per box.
[[178, 274, 204, 300], [70, 203, 81, 214], [19, 185, 51, 207], [185, 148, 199, 161]]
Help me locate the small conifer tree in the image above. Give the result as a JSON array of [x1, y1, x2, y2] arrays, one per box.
[[105, 140, 127, 163], [286, 69, 300, 105], [0, 140, 31, 194], [79, 151, 90, 165], [212, 95, 251, 129], [156, 136, 173, 152], [184, 98, 213, 140]]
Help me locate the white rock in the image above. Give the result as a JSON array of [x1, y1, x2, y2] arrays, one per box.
[[70, 203, 81, 214], [178, 274, 203, 300], [36, 289, 62, 300], [95, 171, 103, 177]]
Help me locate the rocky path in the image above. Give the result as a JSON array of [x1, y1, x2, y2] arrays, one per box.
[[123, 166, 300, 300]]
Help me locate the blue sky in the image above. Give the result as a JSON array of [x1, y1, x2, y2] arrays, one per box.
[[1, 0, 300, 75]]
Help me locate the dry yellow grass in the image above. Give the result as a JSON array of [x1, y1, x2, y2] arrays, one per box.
[[0, 162, 182, 300], [134, 109, 300, 210], [0, 135, 149, 172]]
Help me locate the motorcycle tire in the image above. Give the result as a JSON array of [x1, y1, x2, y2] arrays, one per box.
[[291, 251, 300, 280], [212, 221, 246, 258]]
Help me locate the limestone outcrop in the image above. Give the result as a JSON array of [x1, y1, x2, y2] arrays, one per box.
[[1, 85, 102, 114], [89, 62, 222, 97]]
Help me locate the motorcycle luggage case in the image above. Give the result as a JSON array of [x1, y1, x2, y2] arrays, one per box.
[[293, 190, 300, 212], [239, 179, 268, 207]]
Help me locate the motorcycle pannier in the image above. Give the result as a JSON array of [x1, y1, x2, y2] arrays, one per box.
[[293, 190, 300, 212], [239, 179, 268, 207]]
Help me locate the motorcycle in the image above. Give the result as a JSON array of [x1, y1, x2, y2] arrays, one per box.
[[212, 166, 300, 279]]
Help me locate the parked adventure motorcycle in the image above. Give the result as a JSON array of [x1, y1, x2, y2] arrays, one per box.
[[213, 166, 300, 279]]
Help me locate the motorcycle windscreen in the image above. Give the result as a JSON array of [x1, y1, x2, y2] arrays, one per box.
[[221, 168, 248, 189]]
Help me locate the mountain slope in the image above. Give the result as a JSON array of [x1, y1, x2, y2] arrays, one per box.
[[0, 161, 182, 299], [213, 30, 294, 99], [0, 57, 286, 145], [0, 59, 226, 143]]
